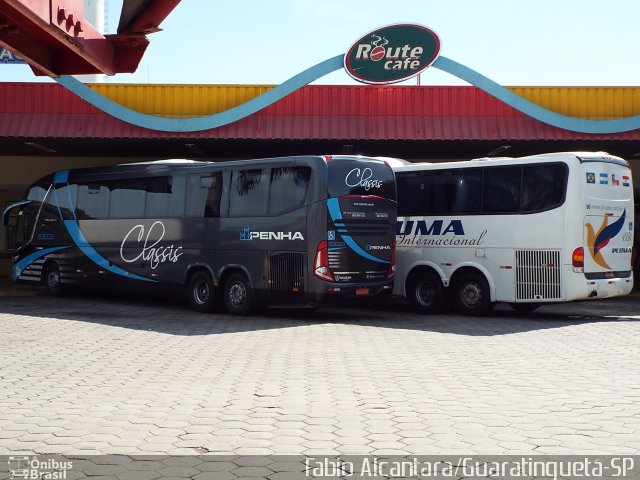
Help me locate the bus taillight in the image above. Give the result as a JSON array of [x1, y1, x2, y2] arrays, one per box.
[[572, 247, 584, 269], [386, 240, 396, 280], [314, 240, 335, 282]]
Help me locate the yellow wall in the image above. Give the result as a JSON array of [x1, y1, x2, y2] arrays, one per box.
[[90, 84, 275, 118], [508, 87, 640, 120], [90, 84, 640, 119]]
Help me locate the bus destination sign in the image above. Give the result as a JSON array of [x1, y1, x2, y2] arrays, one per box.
[[344, 23, 440, 85]]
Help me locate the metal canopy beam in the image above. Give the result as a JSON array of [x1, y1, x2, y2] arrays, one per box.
[[117, 0, 181, 34], [0, 0, 179, 76]]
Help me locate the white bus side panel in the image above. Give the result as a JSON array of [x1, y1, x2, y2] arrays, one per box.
[[396, 210, 564, 303]]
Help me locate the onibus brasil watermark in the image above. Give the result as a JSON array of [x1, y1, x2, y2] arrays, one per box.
[[8, 456, 73, 479]]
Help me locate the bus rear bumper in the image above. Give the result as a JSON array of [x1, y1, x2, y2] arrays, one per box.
[[566, 273, 634, 301], [309, 280, 394, 305]]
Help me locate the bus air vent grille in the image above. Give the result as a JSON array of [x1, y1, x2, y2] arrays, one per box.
[[269, 252, 305, 302], [515, 249, 561, 301]]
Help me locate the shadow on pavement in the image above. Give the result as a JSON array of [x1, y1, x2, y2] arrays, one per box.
[[0, 288, 637, 337]]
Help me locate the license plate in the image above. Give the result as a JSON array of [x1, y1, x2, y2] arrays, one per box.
[[356, 287, 369, 296]]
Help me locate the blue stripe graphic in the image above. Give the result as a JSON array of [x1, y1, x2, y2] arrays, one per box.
[[342, 236, 388, 264], [327, 198, 343, 223], [53, 170, 69, 184], [326, 198, 388, 264], [48, 174, 156, 282], [14, 246, 70, 281], [52, 54, 640, 134], [63, 220, 156, 282]]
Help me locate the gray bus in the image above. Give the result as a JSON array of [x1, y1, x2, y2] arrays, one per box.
[[4, 156, 397, 314]]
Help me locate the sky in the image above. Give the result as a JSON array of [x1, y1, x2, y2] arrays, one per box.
[[1, 0, 639, 87]]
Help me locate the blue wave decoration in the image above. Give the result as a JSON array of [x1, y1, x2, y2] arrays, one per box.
[[55, 54, 345, 132], [431, 57, 640, 134], [54, 54, 640, 134]]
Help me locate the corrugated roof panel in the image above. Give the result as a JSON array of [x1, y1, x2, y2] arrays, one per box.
[[2, 110, 639, 141], [2, 83, 640, 141]]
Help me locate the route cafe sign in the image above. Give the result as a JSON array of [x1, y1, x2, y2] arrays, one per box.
[[344, 23, 440, 84]]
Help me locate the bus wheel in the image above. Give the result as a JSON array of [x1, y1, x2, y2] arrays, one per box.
[[452, 272, 493, 315], [43, 263, 63, 296], [224, 273, 254, 316], [187, 271, 217, 313], [509, 303, 540, 313], [408, 271, 443, 314]]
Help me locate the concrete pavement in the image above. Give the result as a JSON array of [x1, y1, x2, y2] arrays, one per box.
[[0, 294, 639, 456]]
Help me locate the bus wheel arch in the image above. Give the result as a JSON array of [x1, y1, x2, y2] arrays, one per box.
[[42, 260, 63, 296], [450, 267, 494, 316], [405, 266, 445, 314], [186, 267, 219, 313]]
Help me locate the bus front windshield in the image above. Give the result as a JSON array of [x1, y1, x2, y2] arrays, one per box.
[[4, 202, 39, 250]]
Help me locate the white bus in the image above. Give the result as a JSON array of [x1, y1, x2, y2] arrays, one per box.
[[393, 152, 634, 315]]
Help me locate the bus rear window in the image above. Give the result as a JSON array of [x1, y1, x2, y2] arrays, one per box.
[[328, 160, 396, 200]]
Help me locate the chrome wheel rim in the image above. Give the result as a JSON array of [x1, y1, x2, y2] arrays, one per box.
[[193, 279, 210, 305], [229, 281, 246, 307], [415, 280, 436, 306], [47, 270, 60, 290], [461, 282, 482, 307]]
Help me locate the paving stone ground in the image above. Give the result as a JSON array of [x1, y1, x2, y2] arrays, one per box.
[[0, 294, 639, 456]]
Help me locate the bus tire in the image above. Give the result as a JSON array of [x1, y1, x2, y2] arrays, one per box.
[[452, 272, 493, 316], [43, 262, 63, 297], [187, 271, 217, 313], [224, 272, 254, 316], [407, 271, 444, 314], [509, 303, 540, 313]]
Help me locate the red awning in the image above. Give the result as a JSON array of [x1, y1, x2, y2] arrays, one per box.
[[0, 83, 638, 141]]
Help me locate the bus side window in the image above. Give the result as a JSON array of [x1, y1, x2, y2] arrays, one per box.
[[145, 176, 173, 218], [184, 173, 222, 217], [43, 184, 78, 220], [229, 169, 269, 217], [77, 183, 110, 219], [109, 179, 146, 218], [27, 186, 48, 202], [483, 166, 521, 213], [203, 174, 222, 218], [522, 164, 567, 212], [168, 175, 186, 217], [427, 169, 481, 214], [269, 167, 311, 215], [396, 172, 426, 216]]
